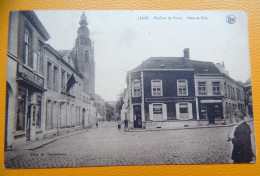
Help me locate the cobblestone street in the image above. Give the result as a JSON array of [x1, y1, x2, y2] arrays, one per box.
[[5, 121, 256, 168]]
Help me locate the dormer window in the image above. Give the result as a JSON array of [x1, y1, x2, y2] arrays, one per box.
[[132, 80, 141, 97]]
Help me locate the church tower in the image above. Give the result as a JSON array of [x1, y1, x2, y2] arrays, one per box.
[[73, 12, 95, 95]]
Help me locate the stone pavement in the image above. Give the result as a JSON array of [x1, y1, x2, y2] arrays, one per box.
[[4, 121, 256, 169]]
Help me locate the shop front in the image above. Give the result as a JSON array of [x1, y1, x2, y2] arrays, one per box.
[[15, 63, 45, 143], [198, 98, 223, 124]]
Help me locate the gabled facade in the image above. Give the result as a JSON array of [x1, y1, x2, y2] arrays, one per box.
[[123, 49, 248, 129]]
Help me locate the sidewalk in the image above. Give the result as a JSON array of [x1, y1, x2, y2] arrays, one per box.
[[128, 119, 254, 132], [12, 129, 89, 151]]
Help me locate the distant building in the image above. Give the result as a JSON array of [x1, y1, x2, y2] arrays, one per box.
[[95, 94, 106, 121], [5, 11, 96, 150], [122, 48, 248, 129], [244, 78, 253, 118]]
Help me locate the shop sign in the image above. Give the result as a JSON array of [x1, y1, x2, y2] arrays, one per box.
[[153, 104, 162, 114]]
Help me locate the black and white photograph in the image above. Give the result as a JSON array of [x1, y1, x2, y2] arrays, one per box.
[[4, 10, 256, 168]]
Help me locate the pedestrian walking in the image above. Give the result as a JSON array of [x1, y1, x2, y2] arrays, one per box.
[[124, 119, 129, 131], [227, 110, 254, 163], [96, 121, 98, 128], [118, 121, 121, 131]]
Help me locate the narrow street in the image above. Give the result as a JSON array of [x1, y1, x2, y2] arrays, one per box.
[[5, 121, 256, 168]]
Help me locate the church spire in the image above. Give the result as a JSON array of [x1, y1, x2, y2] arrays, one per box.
[[79, 12, 88, 26]]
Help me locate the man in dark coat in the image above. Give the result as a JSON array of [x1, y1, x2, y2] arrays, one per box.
[[228, 110, 254, 163]]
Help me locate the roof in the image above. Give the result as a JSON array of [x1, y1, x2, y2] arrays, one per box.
[[130, 57, 221, 75], [189, 60, 222, 74], [22, 11, 50, 41], [244, 77, 251, 87], [57, 50, 71, 57], [131, 57, 193, 71]]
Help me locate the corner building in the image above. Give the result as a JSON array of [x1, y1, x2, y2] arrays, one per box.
[[124, 49, 248, 129]]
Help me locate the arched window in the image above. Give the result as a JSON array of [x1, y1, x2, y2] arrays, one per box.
[[132, 79, 141, 97]]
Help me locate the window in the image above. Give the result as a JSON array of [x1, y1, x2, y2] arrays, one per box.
[[224, 82, 227, 96], [236, 88, 241, 100], [81, 39, 88, 46], [33, 43, 42, 73], [45, 100, 53, 130], [212, 82, 220, 95], [53, 66, 58, 91], [232, 87, 235, 99], [85, 50, 89, 62], [75, 50, 78, 59], [61, 70, 65, 91], [151, 80, 162, 96], [47, 62, 52, 88], [228, 85, 230, 97], [198, 82, 206, 95], [177, 80, 188, 96], [153, 104, 162, 114], [24, 28, 31, 67], [132, 80, 141, 97], [36, 95, 42, 129], [179, 103, 189, 120], [33, 51, 39, 72], [16, 88, 26, 131]]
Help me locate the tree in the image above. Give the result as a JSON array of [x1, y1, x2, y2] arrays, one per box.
[[115, 88, 127, 121], [105, 102, 114, 121]]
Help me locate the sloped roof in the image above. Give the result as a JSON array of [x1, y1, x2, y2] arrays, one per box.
[[244, 77, 251, 87], [22, 11, 50, 41], [131, 57, 193, 72], [57, 50, 71, 57], [189, 60, 221, 74], [131, 57, 221, 75]]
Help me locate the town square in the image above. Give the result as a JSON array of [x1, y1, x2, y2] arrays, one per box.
[[4, 10, 255, 168]]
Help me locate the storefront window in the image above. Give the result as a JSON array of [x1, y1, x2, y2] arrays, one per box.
[[16, 88, 26, 131], [36, 95, 42, 129], [153, 104, 162, 114]]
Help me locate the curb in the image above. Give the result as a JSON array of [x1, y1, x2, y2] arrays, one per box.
[[22, 129, 89, 150], [127, 119, 254, 132]]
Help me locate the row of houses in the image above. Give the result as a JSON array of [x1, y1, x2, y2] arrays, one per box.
[[121, 48, 253, 129], [5, 11, 96, 150]]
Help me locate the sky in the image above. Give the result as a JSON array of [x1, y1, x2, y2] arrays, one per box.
[[35, 10, 252, 101]]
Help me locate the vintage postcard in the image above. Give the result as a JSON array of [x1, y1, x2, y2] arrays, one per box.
[[4, 10, 256, 168]]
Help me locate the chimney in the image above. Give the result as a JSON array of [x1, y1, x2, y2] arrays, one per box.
[[183, 48, 190, 60]]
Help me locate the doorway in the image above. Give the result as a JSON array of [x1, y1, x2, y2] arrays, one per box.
[[133, 105, 142, 128]]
